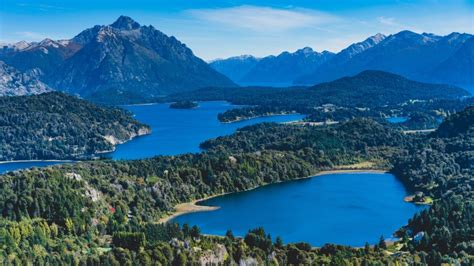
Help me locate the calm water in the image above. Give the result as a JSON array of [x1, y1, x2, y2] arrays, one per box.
[[386, 117, 408, 123], [108, 101, 304, 159], [0, 101, 304, 173], [173, 172, 424, 246]]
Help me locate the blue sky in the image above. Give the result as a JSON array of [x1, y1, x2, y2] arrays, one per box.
[[1, 0, 473, 60]]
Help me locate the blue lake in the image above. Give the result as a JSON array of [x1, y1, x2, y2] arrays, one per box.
[[0, 101, 304, 173], [172, 172, 424, 247], [108, 101, 304, 159], [386, 116, 408, 123]]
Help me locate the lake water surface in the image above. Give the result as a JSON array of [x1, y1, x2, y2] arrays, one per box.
[[386, 117, 408, 123], [108, 101, 304, 159], [172, 172, 424, 246], [0, 101, 304, 173]]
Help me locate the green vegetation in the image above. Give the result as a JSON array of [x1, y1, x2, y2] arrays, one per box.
[[169, 101, 198, 109], [0, 92, 150, 161], [168, 70, 472, 129], [0, 106, 472, 264], [390, 106, 473, 262]]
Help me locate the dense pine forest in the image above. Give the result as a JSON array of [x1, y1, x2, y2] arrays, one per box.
[[0, 92, 150, 161], [0, 106, 472, 264]]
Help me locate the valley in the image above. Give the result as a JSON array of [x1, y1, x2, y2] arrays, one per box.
[[0, 11, 472, 265], [0, 106, 471, 264]]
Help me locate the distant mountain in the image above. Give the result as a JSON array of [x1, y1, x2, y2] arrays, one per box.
[[305, 70, 469, 106], [428, 36, 474, 86], [0, 16, 236, 103], [294, 33, 386, 84], [0, 39, 80, 79], [336, 33, 387, 60], [209, 55, 260, 83], [296, 31, 473, 86], [170, 70, 469, 108], [0, 61, 51, 96], [211, 47, 334, 86]]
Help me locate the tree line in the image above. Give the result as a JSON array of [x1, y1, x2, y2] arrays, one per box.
[[0, 106, 472, 264]]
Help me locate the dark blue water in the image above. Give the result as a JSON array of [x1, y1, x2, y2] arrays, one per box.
[[173, 172, 424, 246], [0, 101, 304, 173], [386, 117, 408, 123], [108, 102, 304, 159]]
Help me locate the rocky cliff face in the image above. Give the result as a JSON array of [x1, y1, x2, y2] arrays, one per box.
[[0, 61, 51, 96], [0, 16, 236, 104]]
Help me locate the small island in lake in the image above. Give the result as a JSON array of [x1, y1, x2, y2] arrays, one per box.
[[170, 101, 199, 109]]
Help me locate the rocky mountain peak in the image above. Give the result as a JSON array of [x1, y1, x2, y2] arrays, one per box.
[[385, 30, 440, 45], [295, 47, 315, 56], [110, 16, 141, 30], [38, 38, 60, 48], [370, 33, 386, 43], [340, 33, 386, 58]]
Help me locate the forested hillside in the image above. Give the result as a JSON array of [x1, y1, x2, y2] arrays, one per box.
[[168, 71, 471, 128], [391, 107, 473, 262], [0, 107, 472, 264], [0, 92, 150, 161]]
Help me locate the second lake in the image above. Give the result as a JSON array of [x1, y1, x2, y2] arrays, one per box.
[[172, 172, 424, 247]]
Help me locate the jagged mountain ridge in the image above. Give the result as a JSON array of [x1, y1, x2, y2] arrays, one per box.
[[295, 31, 473, 86], [0, 39, 81, 79], [240, 47, 334, 85], [0, 16, 236, 104], [211, 47, 334, 86], [209, 55, 260, 84], [209, 31, 473, 88]]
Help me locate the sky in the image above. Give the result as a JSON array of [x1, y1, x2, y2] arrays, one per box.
[[1, 0, 473, 60]]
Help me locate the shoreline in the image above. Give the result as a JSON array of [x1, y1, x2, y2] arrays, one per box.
[[158, 196, 221, 223], [159, 168, 389, 223], [0, 159, 75, 164], [0, 128, 151, 165], [220, 112, 302, 124]]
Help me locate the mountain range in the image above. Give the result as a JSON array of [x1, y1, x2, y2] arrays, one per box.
[[209, 55, 260, 84], [1, 17, 472, 102], [211, 31, 473, 88], [210, 48, 334, 86], [0, 16, 235, 103]]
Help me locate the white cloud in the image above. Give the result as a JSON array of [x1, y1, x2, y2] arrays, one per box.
[[16, 3, 68, 11], [377, 16, 398, 26], [187, 5, 338, 32]]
